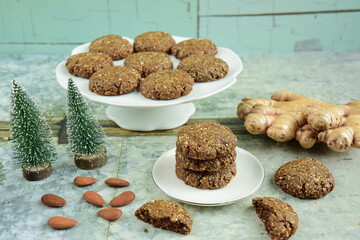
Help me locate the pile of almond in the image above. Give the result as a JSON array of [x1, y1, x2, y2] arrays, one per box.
[[42, 176, 135, 230]]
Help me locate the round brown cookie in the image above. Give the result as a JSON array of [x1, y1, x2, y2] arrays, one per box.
[[124, 52, 173, 78], [133, 31, 176, 53], [176, 122, 237, 160], [175, 161, 236, 189], [171, 39, 217, 60], [274, 157, 335, 199], [177, 54, 229, 82], [252, 197, 298, 240], [88, 66, 141, 96], [139, 69, 194, 100], [176, 148, 236, 172], [135, 200, 193, 235], [66, 52, 113, 79], [89, 34, 133, 60]]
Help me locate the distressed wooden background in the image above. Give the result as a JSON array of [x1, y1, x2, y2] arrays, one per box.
[[1, 0, 360, 54]]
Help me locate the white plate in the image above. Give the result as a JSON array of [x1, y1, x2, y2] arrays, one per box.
[[55, 36, 243, 108], [152, 147, 265, 206]]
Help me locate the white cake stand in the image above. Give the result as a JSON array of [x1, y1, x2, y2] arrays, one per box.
[[56, 36, 243, 131]]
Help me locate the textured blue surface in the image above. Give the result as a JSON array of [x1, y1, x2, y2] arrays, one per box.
[[0, 51, 360, 239]]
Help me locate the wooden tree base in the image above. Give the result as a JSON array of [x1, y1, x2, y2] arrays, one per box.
[[22, 163, 52, 181], [74, 145, 107, 170]]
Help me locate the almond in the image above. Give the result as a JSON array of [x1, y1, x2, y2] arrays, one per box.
[[82, 191, 106, 207], [48, 216, 78, 229], [41, 194, 67, 207], [110, 191, 135, 207], [105, 178, 130, 187], [97, 208, 122, 221], [74, 176, 97, 187]]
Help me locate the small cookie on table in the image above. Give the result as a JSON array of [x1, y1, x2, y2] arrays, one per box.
[[252, 197, 298, 240], [274, 157, 335, 199], [135, 200, 193, 235]]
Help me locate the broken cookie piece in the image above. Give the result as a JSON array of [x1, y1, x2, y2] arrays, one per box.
[[135, 200, 192, 235], [252, 197, 298, 240]]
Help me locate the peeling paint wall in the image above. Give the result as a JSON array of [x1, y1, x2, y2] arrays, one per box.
[[0, 0, 360, 54]]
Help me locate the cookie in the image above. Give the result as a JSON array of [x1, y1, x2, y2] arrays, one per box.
[[89, 34, 133, 60], [176, 148, 236, 172], [176, 122, 237, 160], [177, 54, 229, 82], [176, 160, 236, 189], [252, 197, 298, 240], [135, 200, 192, 235], [274, 157, 335, 199], [66, 52, 113, 79], [139, 69, 194, 100], [171, 39, 217, 60], [133, 31, 176, 53], [88, 66, 141, 96], [124, 52, 173, 78]]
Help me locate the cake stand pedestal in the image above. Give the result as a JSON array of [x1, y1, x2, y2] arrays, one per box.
[[106, 103, 196, 131]]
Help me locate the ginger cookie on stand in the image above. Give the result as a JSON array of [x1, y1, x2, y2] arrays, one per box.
[[89, 66, 141, 96], [171, 38, 217, 60], [124, 52, 173, 78], [139, 69, 194, 100], [133, 31, 175, 53], [177, 53, 229, 82], [89, 34, 133, 60], [66, 52, 113, 79]]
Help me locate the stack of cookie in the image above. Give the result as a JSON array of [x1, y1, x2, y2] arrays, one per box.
[[175, 122, 238, 189]]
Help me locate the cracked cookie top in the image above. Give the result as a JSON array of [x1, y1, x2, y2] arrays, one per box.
[[274, 157, 335, 199], [89, 34, 133, 60], [88, 66, 141, 96], [176, 122, 237, 160]]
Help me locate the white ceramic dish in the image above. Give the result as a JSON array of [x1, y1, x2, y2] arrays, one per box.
[[55, 36, 243, 130], [152, 147, 264, 206]]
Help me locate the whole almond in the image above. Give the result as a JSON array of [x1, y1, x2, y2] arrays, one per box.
[[74, 176, 97, 187], [41, 194, 67, 207], [48, 216, 78, 229], [105, 178, 130, 187], [97, 208, 122, 221], [110, 191, 135, 207], [82, 191, 106, 207]]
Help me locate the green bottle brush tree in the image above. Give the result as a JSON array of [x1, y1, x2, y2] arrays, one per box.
[[67, 78, 107, 170], [10, 80, 57, 181]]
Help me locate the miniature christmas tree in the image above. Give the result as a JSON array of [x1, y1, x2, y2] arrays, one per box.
[[10, 80, 56, 181], [67, 78, 107, 170]]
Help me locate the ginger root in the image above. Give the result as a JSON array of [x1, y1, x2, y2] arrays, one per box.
[[237, 91, 360, 152]]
